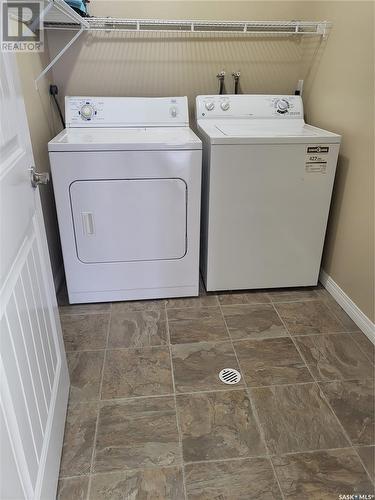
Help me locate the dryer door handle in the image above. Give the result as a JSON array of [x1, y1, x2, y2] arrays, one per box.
[[82, 212, 95, 235]]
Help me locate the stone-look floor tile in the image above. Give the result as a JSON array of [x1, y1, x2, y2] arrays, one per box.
[[57, 476, 90, 500], [59, 303, 111, 316], [61, 314, 110, 352], [165, 294, 218, 309], [185, 458, 282, 500], [167, 307, 228, 344], [89, 467, 184, 499], [328, 304, 359, 332], [356, 446, 375, 482], [67, 351, 104, 402], [234, 337, 312, 387], [250, 383, 349, 455], [94, 397, 180, 473], [268, 287, 319, 303], [108, 309, 168, 348], [316, 288, 359, 332], [101, 347, 173, 399], [222, 304, 287, 340], [351, 332, 375, 364], [274, 301, 344, 335], [111, 299, 165, 313], [172, 341, 244, 393], [320, 379, 374, 446], [295, 334, 374, 381], [176, 390, 266, 462], [217, 291, 271, 306], [272, 448, 374, 499], [59, 402, 98, 477]]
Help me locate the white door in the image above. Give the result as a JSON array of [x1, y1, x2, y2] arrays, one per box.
[[0, 52, 69, 499]]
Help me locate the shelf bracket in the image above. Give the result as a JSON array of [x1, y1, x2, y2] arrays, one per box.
[[317, 21, 329, 39], [35, 26, 84, 88]]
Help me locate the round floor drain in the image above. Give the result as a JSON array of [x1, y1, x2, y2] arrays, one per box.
[[219, 368, 241, 385]]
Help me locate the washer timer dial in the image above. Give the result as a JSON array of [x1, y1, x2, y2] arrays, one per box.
[[205, 101, 215, 111], [80, 103, 95, 120], [275, 98, 290, 114]]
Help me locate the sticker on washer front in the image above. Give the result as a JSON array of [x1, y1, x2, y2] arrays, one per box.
[[305, 163, 327, 173], [305, 150, 328, 173]]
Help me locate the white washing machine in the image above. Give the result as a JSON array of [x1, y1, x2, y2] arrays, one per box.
[[196, 94, 341, 291], [49, 96, 202, 303]]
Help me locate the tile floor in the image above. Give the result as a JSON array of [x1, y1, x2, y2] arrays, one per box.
[[57, 284, 375, 499]]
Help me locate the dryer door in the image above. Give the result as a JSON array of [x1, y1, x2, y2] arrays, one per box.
[[70, 178, 187, 263]]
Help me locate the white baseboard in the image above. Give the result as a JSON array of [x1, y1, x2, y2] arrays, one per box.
[[53, 265, 64, 294], [319, 269, 375, 345]]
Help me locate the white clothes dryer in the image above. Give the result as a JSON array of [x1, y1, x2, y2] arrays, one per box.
[[49, 96, 202, 303]]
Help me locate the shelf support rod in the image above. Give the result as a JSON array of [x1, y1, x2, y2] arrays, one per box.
[[35, 26, 84, 88]]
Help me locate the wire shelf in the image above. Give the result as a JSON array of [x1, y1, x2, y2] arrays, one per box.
[[36, 0, 331, 86], [44, 14, 331, 37]]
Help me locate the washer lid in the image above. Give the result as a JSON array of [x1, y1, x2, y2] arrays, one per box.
[[48, 126, 202, 151], [197, 120, 341, 145]]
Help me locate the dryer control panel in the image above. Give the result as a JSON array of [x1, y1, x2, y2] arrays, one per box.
[[65, 96, 189, 127], [196, 95, 303, 119]]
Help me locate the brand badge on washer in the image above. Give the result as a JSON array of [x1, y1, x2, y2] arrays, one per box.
[[307, 146, 329, 153]]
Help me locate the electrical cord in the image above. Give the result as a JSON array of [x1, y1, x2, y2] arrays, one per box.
[[50, 85, 65, 129]]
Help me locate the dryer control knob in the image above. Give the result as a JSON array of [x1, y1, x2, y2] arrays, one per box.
[[205, 101, 215, 111], [276, 99, 289, 113], [80, 104, 94, 120], [221, 101, 230, 111]]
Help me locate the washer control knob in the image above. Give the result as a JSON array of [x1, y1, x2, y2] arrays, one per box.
[[80, 104, 94, 120], [205, 101, 215, 111], [276, 98, 289, 114], [221, 101, 230, 111]]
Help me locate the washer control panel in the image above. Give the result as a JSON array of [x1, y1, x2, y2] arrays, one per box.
[[197, 95, 303, 119], [65, 96, 189, 127], [66, 98, 101, 125]]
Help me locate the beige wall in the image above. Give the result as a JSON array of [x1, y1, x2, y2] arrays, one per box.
[[19, 1, 374, 320], [294, 1, 374, 321], [16, 48, 64, 287]]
